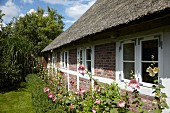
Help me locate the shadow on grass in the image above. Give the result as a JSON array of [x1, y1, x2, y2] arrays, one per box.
[[0, 81, 28, 94]]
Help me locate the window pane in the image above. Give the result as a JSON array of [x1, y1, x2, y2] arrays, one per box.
[[123, 62, 134, 79], [80, 61, 83, 65], [142, 39, 158, 61], [62, 53, 64, 67], [123, 43, 134, 61], [80, 50, 83, 60], [142, 63, 158, 84], [65, 52, 67, 68], [86, 49, 91, 60], [86, 61, 91, 72]]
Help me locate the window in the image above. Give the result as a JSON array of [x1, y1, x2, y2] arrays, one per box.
[[120, 36, 161, 84], [140, 39, 158, 84], [61, 51, 68, 69], [123, 42, 135, 79], [77, 47, 93, 73], [52, 52, 57, 68]]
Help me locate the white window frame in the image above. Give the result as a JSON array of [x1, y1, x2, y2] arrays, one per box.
[[52, 52, 57, 69], [120, 40, 136, 83], [77, 46, 94, 76], [60, 51, 69, 69], [119, 35, 162, 87]]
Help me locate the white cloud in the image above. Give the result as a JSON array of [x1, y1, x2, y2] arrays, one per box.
[[27, 9, 36, 14], [65, 0, 96, 19], [40, 0, 96, 19], [22, 0, 34, 4], [0, 0, 20, 23], [40, 0, 74, 5], [19, 13, 25, 17]]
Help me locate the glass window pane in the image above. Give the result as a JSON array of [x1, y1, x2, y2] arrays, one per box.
[[65, 52, 67, 68], [142, 39, 158, 61], [142, 63, 158, 84], [123, 43, 134, 61], [86, 49, 91, 60], [80, 61, 83, 65], [86, 61, 91, 72], [80, 50, 83, 60], [123, 62, 134, 79]]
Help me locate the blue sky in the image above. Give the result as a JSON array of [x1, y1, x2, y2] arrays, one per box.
[[0, 0, 96, 30]]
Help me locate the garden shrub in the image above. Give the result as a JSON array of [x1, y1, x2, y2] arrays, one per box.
[[26, 60, 169, 113], [26, 74, 67, 113]]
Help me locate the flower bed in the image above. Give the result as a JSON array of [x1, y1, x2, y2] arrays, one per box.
[[36, 62, 168, 113]]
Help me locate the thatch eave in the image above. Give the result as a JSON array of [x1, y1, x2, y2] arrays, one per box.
[[42, 0, 170, 52]]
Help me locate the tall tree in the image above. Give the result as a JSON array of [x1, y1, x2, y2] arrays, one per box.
[[0, 7, 64, 88]]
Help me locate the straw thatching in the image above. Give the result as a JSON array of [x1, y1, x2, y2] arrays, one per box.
[[42, 0, 170, 52]]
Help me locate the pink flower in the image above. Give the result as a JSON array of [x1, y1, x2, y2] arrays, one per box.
[[80, 88, 86, 94], [92, 107, 96, 113], [48, 92, 54, 99], [70, 81, 74, 85], [128, 79, 140, 89], [78, 65, 86, 74], [95, 86, 100, 92], [95, 99, 100, 104], [70, 104, 74, 110], [92, 96, 94, 99], [43, 87, 50, 93], [52, 96, 56, 103], [75, 90, 80, 95], [117, 100, 125, 108]]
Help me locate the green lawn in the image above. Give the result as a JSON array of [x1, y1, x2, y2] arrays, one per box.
[[0, 85, 35, 113]]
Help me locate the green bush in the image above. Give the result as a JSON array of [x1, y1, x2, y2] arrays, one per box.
[[26, 74, 66, 113]]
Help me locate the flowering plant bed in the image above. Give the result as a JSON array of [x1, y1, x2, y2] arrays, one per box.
[[38, 60, 168, 113]]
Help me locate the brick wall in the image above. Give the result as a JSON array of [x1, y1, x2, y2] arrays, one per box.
[[94, 42, 116, 79], [69, 49, 77, 71], [69, 74, 77, 91], [79, 78, 90, 90]]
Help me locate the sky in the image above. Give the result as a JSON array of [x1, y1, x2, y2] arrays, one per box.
[[0, 0, 96, 30]]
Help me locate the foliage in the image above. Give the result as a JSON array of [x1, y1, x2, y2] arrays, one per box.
[[35, 62, 169, 113], [26, 73, 67, 113], [0, 7, 64, 88], [147, 56, 169, 113]]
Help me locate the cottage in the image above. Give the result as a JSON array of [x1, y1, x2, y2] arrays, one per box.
[[42, 0, 170, 112]]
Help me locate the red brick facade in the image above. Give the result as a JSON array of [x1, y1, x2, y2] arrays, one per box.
[[44, 42, 156, 112], [69, 49, 77, 71], [69, 74, 77, 91], [79, 77, 90, 90], [94, 42, 116, 79]]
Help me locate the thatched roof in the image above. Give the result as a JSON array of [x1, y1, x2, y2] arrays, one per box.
[[42, 0, 170, 52]]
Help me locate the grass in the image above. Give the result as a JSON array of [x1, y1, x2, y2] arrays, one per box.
[[0, 83, 35, 113]]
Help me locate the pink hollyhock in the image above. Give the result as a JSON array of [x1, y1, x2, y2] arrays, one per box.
[[92, 96, 94, 99], [78, 65, 86, 74], [128, 79, 140, 89], [70, 104, 74, 110], [75, 90, 80, 95], [95, 86, 100, 92], [52, 97, 56, 103], [92, 107, 96, 113], [80, 88, 86, 94], [117, 100, 125, 108], [70, 81, 74, 85], [43, 87, 50, 93], [48, 92, 54, 99], [95, 99, 100, 104]]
